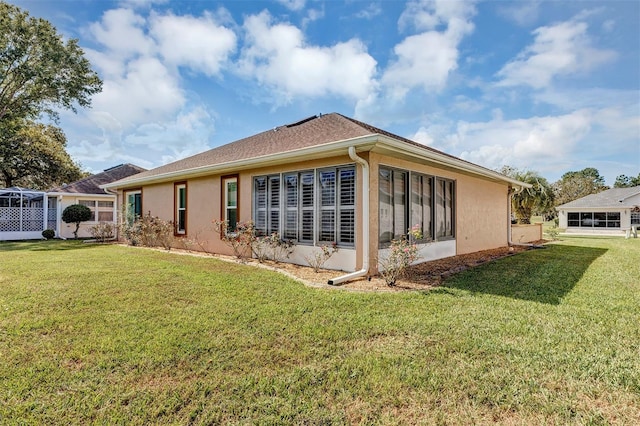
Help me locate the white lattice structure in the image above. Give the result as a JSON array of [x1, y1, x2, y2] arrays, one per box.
[[0, 188, 53, 240]]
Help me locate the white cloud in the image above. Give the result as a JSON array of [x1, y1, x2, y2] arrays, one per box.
[[276, 0, 306, 12], [355, 3, 382, 20], [238, 11, 378, 103], [446, 110, 593, 173], [150, 12, 237, 76], [497, 1, 540, 27], [496, 19, 616, 89], [88, 8, 154, 62], [398, 0, 476, 33], [382, 0, 476, 98]]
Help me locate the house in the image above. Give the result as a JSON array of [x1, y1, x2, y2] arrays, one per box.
[[46, 163, 146, 239], [556, 186, 640, 236], [103, 113, 530, 283]]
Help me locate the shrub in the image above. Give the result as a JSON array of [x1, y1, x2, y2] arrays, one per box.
[[252, 232, 295, 264], [42, 229, 55, 239], [378, 225, 424, 286], [545, 226, 560, 241], [121, 213, 174, 250], [304, 242, 338, 272], [213, 219, 255, 262], [89, 222, 115, 243], [62, 204, 92, 239]]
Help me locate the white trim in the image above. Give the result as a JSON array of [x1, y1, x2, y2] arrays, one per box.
[[102, 135, 531, 190]]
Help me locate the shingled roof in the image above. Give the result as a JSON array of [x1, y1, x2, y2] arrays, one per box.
[[557, 186, 640, 209], [48, 164, 146, 195], [106, 112, 524, 188]]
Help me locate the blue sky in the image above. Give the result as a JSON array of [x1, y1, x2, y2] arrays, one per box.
[[12, 0, 640, 185]]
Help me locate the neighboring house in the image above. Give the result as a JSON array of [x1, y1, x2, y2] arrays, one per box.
[[556, 186, 640, 235], [47, 164, 146, 239], [103, 113, 530, 283]]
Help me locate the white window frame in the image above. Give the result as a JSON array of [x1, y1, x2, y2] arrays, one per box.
[[252, 164, 356, 247], [78, 199, 115, 223]]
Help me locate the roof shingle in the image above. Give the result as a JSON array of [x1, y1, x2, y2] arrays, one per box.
[[48, 164, 146, 195], [557, 186, 640, 209]]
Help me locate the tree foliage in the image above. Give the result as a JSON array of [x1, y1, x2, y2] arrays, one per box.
[[0, 118, 87, 189], [553, 167, 609, 206], [0, 2, 102, 122], [501, 166, 554, 224], [614, 173, 640, 188], [62, 204, 92, 239]]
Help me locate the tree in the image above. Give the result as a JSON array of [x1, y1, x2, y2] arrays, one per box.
[[0, 2, 102, 122], [501, 166, 554, 224], [553, 167, 609, 206], [62, 204, 92, 239], [0, 118, 87, 189], [614, 174, 640, 188]]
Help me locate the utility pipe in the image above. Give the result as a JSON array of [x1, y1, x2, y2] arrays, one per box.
[[328, 147, 370, 285]]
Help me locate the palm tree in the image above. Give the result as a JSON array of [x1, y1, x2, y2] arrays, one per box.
[[501, 167, 554, 224]]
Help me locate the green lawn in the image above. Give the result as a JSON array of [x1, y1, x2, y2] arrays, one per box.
[[1, 238, 639, 424]]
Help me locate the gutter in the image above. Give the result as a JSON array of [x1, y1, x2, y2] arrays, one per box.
[[101, 133, 531, 191], [328, 147, 370, 285]]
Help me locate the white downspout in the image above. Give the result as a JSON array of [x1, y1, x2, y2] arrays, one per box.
[[328, 146, 370, 285]]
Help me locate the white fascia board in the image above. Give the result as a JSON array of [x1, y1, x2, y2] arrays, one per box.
[[374, 135, 532, 189], [101, 135, 379, 190], [102, 133, 530, 190], [46, 192, 115, 198]]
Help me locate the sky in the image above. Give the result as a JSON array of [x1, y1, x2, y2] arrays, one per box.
[[11, 0, 640, 185]]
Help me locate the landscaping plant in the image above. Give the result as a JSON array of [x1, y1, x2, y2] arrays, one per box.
[[61, 204, 92, 239], [89, 222, 115, 242], [378, 225, 423, 286], [304, 242, 339, 272]]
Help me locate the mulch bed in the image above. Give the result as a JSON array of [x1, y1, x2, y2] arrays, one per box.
[[128, 242, 545, 293]]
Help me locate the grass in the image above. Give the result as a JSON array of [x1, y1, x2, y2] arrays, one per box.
[[0, 238, 639, 424]]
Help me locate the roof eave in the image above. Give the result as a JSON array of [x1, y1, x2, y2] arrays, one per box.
[[102, 133, 531, 190]]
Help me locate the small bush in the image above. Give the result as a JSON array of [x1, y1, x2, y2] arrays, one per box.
[[378, 225, 424, 286], [213, 219, 255, 262], [89, 222, 115, 243], [42, 229, 55, 239], [304, 242, 338, 272], [121, 213, 174, 250], [62, 204, 92, 239], [252, 232, 295, 264]]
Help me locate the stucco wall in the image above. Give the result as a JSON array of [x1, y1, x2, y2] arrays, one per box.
[[57, 195, 117, 239], [511, 224, 542, 243], [117, 150, 511, 272], [368, 152, 510, 257]]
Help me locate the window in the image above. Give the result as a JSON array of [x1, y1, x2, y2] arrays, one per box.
[[436, 178, 454, 239], [282, 170, 314, 243], [175, 183, 186, 235], [223, 177, 238, 232], [78, 199, 114, 222], [567, 211, 620, 228], [379, 166, 453, 244], [125, 190, 142, 224], [252, 165, 356, 247]]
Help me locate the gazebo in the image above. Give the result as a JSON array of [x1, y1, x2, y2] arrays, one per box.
[[0, 187, 56, 240]]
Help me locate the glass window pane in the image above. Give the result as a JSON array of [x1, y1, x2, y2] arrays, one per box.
[[320, 210, 335, 242], [320, 170, 336, 206], [379, 168, 393, 243], [423, 176, 432, 239], [227, 208, 237, 231], [301, 172, 314, 207], [410, 174, 422, 236], [339, 209, 355, 244], [98, 201, 114, 208], [580, 212, 593, 227], [339, 168, 355, 206], [98, 211, 113, 222], [393, 170, 406, 239], [226, 181, 237, 207]]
